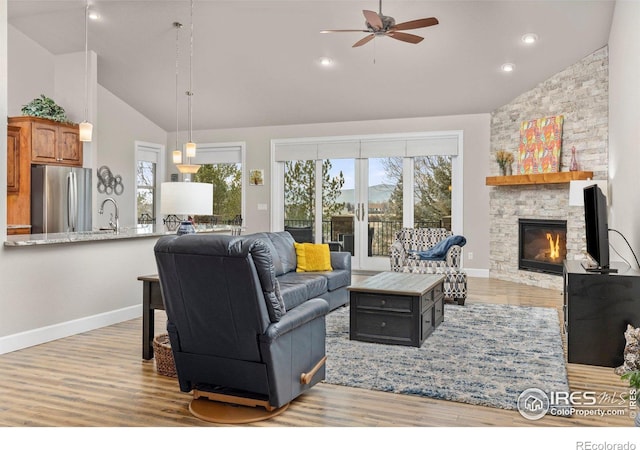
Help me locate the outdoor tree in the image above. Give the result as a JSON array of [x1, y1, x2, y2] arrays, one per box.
[[136, 161, 155, 221], [194, 163, 242, 220], [414, 156, 452, 223], [284, 160, 345, 222], [382, 155, 451, 225]]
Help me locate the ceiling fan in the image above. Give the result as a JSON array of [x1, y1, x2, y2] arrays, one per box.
[[321, 0, 439, 48]]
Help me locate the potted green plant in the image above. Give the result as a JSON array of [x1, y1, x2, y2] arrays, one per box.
[[621, 370, 640, 426], [21, 94, 70, 123]]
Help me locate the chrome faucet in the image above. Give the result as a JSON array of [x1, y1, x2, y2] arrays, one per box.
[[99, 197, 119, 233]]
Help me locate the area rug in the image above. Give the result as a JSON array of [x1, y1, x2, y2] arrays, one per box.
[[324, 303, 569, 410]]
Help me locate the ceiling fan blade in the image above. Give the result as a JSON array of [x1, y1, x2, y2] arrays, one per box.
[[386, 31, 424, 44], [393, 17, 439, 31], [352, 34, 375, 48], [362, 10, 383, 30], [320, 29, 370, 33]]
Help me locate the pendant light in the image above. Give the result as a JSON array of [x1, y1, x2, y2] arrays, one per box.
[[185, 0, 196, 157], [171, 22, 183, 166], [79, 0, 93, 142], [175, 0, 200, 177]]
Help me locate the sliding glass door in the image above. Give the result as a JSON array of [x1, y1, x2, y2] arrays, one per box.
[[273, 132, 461, 272]]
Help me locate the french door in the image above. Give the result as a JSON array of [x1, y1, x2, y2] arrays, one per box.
[[272, 132, 462, 272]]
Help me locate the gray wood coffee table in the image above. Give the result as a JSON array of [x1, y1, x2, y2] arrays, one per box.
[[347, 271, 445, 347]]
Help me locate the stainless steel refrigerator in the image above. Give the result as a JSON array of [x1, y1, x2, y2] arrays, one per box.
[[31, 165, 92, 234]]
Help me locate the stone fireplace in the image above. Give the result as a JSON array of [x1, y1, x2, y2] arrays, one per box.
[[488, 184, 584, 290], [518, 218, 567, 275], [488, 46, 608, 291]]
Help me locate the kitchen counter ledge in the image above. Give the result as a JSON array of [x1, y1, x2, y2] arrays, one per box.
[[4, 225, 235, 247]]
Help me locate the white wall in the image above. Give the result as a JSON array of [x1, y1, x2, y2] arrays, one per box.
[[168, 113, 492, 273], [0, 238, 159, 353], [608, 0, 640, 267], [97, 85, 166, 227], [7, 25, 54, 117]]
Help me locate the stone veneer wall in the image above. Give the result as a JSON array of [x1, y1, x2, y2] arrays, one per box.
[[489, 46, 609, 290]]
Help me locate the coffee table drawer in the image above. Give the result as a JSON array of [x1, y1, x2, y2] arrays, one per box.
[[351, 311, 413, 345], [431, 282, 444, 301], [421, 305, 435, 341], [433, 296, 444, 327], [353, 292, 412, 312]]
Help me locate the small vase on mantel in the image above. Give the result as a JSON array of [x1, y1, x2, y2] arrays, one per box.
[[570, 146, 579, 172], [506, 164, 513, 176]]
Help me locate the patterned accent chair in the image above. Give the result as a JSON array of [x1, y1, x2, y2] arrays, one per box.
[[390, 228, 467, 305]]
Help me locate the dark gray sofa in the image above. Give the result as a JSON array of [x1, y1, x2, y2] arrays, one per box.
[[245, 231, 351, 312]]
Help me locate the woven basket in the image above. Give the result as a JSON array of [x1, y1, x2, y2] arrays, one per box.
[[153, 333, 177, 377]]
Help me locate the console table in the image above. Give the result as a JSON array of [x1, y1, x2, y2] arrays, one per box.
[[348, 272, 445, 347], [563, 260, 640, 367], [138, 274, 163, 360]]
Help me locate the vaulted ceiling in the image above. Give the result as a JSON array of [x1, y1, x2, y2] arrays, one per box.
[[8, 1, 615, 131]]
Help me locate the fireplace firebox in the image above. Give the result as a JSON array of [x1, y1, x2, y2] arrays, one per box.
[[518, 219, 567, 275]]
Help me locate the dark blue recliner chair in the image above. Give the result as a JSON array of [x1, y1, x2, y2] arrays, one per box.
[[154, 233, 329, 423]]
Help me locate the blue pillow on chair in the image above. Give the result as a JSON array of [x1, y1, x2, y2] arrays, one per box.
[[411, 235, 466, 261]]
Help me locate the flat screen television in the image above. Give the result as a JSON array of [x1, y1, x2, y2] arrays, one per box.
[[582, 184, 616, 273]]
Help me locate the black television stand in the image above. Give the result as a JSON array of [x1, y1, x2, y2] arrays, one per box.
[[564, 260, 640, 367]]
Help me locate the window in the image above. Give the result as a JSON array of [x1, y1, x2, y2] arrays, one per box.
[[190, 142, 246, 226], [136, 160, 156, 224], [194, 163, 242, 224], [135, 141, 164, 226]]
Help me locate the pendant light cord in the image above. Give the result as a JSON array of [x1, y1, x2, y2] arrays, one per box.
[[187, 0, 194, 144], [174, 22, 182, 152], [83, 1, 89, 121]]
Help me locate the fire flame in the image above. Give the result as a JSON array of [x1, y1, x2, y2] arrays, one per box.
[[546, 233, 560, 260]]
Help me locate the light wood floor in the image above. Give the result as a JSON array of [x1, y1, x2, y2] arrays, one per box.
[[0, 276, 634, 428]]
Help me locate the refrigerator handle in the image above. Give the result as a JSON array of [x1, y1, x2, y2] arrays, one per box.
[[68, 171, 78, 232]]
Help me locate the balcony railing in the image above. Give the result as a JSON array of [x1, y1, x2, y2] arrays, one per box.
[[283, 218, 448, 257]]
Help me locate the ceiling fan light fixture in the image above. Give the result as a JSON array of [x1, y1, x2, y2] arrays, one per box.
[[321, 1, 438, 48], [501, 63, 515, 73], [522, 33, 538, 45]]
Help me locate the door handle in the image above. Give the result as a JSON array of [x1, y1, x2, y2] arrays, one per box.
[[356, 202, 364, 221], [68, 171, 77, 232]]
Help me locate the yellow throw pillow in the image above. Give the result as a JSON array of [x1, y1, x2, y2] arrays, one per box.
[[294, 243, 333, 272]]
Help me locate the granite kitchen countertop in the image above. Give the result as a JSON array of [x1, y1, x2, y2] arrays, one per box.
[[4, 224, 235, 247]]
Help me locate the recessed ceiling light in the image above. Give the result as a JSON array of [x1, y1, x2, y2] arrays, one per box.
[[522, 33, 538, 45], [501, 63, 515, 73], [319, 57, 333, 67], [88, 10, 100, 20]]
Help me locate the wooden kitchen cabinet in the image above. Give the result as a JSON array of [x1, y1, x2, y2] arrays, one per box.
[[6, 123, 31, 233], [8, 116, 83, 167], [7, 125, 20, 192]]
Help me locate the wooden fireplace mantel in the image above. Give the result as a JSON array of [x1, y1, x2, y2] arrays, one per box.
[[485, 171, 594, 186]]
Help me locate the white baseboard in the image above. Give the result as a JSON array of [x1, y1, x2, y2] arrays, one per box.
[[463, 268, 490, 278], [0, 305, 141, 355]]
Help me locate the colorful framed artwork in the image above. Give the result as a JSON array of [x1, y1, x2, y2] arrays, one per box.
[[249, 169, 264, 186], [518, 115, 564, 174]]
